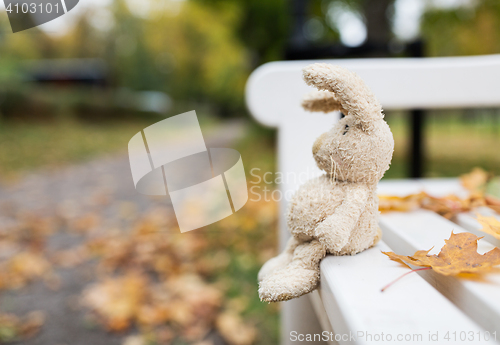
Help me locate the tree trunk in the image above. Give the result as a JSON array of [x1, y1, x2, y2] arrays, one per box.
[[363, 0, 393, 44]]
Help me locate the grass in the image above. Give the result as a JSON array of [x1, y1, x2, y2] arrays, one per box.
[[0, 119, 150, 180], [0, 111, 219, 181]]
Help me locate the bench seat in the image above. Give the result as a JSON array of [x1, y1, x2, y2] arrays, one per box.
[[310, 179, 500, 344]]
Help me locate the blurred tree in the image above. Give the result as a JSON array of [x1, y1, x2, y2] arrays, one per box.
[[0, 19, 53, 61], [55, 10, 106, 59], [309, 0, 395, 45], [108, 0, 164, 91], [145, 1, 249, 113], [0, 0, 407, 117], [422, 0, 500, 56], [194, 0, 289, 65], [52, 0, 249, 113]]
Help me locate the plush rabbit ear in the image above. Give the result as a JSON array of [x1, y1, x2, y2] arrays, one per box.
[[301, 90, 347, 114], [302, 63, 383, 128]]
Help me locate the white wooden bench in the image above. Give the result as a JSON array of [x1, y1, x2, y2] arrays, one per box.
[[246, 55, 500, 344]]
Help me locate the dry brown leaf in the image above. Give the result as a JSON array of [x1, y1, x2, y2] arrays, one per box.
[[193, 341, 214, 345], [379, 167, 500, 219], [460, 167, 491, 193], [476, 214, 500, 240], [166, 274, 222, 338], [18, 311, 45, 339], [122, 335, 145, 345], [70, 213, 101, 233], [422, 193, 486, 219], [379, 191, 487, 219], [382, 251, 413, 269], [383, 232, 500, 276], [216, 311, 256, 345], [52, 245, 89, 267], [1, 185, 276, 342], [378, 193, 426, 213], [0, 251, 52, 290], [0, 311, 45, 342], [485, 195, 500, 214], [82, 272, 148, 331]]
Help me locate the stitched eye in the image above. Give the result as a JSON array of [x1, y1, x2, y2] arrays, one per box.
[[343, 124, 349, 135]]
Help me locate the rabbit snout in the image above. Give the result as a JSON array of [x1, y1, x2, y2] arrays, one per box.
[[312, 132, 328, 156]]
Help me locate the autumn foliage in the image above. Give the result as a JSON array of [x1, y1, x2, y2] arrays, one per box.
[[0, 195, 278, 344], [379, 168, 500, 219]]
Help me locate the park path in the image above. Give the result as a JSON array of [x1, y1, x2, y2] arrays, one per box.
[[0, 120, 247, 345]]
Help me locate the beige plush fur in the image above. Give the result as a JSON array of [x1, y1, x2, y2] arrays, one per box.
[[258, 64, 394, 302]]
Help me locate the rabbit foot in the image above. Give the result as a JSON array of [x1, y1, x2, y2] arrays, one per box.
[[258, 265, 320, 302], [259, 239, 325, 302]]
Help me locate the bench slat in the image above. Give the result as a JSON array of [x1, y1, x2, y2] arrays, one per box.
[[309, 291, 338, 345], [380, 210, 500, 338], [377, 178, 468, 198], [319, 240, 486, 345]]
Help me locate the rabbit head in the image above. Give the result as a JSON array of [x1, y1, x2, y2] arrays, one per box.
[[302, 63, 394, 185]]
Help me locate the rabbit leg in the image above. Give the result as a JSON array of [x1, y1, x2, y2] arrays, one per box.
[[258, 236, 301, 282], [259, 239, 326, 302]]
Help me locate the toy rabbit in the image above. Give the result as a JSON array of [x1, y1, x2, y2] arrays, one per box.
[[258, 63, 394, 302]]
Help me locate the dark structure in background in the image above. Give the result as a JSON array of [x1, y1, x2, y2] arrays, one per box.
[[286, 0, 426, 178], [24, 58, 108, 87]]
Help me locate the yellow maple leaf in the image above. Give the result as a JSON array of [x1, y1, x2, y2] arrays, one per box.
[[383, 232, 500, 276], [460, 167, 491, 193], [476, 214, 500, 240], [378, 193, 426, 213]]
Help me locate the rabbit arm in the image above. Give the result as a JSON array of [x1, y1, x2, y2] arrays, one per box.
[[314, 185, 369, 253]]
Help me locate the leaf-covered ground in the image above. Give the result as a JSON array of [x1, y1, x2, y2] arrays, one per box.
[[0, 121, 280, 345]]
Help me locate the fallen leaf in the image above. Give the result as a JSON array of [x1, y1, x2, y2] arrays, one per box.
[[0, 251, 52, 290], [193, 341, 214, 345], [378, 193, 426, 213], [18, 311, 45, 339], [381, 251, 413, 269], [476, 214, 500, 240], [122, 335, 145, 345], [383, 232, 500, 276], [460, 167, 491, 193], [380, 168, 500, 218], [216, 311, 256, 345], [485, 195, 500, 214], [82, 272, 148, 331], [0, 311, 45, 342], [379, 191, 488, 219]]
